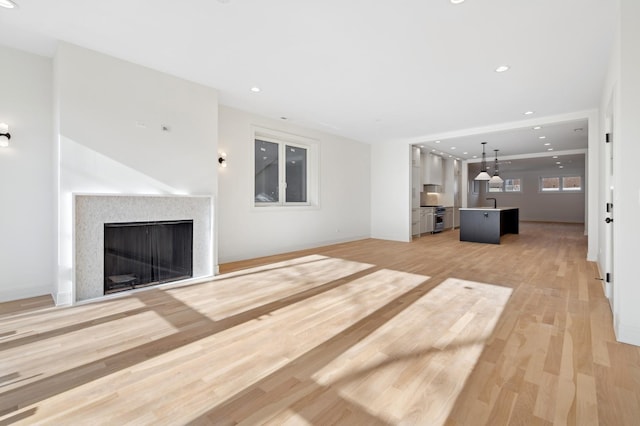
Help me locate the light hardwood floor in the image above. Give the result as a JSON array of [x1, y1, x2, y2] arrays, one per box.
[[1, 222, 639, 425]]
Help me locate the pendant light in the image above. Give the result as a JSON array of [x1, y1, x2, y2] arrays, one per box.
[[474, 142, 491, 181], [489, 149, 504, 185]]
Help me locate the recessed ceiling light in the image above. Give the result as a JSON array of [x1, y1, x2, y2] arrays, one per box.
[[463, 152, 468, 155], [0, 0, 17, 8], [473, 155, 478, 158], [547, 148, 554, 151], [538, 136, 546, 139], [451, 147, 456, 150], [420, 145, 424, 148], [559, 165, 564, 169], [556, 162, 562, 164], [435, 140, 441, 144], [432, 149, 436, 152], [449, 155, 453, 158], [495, 65, 510, 73], [524, 111, 534, 115], [250, 86, 261, 93], [552, 155, 558, 159], [533, 126, 542, 130], [450, 0, 465, 4], [544, 143, 551, 146]]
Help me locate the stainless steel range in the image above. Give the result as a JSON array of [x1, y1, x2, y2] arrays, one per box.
[[433, 206, 446, 233], [421, 205, 446, 233]]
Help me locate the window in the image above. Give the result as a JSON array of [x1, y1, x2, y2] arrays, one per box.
[[540, 176, 582, 192], [540, 177, 560, 191], [562, 176, 582, 191], [253, 128, 316, 207], [471, 180, 480, 194], [504, 178, 522, 192], [488, 182, 503, 192]]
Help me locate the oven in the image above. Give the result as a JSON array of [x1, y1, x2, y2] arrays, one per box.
[[433, 206, 446, 233]]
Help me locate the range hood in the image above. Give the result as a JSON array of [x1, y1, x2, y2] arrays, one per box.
[[424, 184, 442, 193]]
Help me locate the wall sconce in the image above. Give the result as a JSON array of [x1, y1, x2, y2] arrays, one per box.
[[218, 152, 227, 168], [0, 123, 11, 148]]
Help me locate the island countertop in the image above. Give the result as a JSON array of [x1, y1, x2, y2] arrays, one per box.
[[459, 207, 518, 212]]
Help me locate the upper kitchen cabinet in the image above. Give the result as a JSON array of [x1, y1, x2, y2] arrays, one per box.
[[422, 153, 444, 186], [411, 147, 421, 209], [412, 146, 421, 167]]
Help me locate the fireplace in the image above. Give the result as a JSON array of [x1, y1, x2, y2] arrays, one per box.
[[103, 220, 193, 294]]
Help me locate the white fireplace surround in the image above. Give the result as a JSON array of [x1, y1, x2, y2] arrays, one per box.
[[74, 194, 213, 302]]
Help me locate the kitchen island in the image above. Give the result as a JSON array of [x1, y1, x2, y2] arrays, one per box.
[[459, 207, 519, 244]]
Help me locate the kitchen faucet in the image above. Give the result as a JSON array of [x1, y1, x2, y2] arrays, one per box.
[[486, 197, 497, 209]]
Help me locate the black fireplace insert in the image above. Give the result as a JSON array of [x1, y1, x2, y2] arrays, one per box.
[[104, 220, 193, 294]]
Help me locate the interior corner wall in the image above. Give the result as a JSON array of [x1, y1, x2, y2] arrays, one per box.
[[217, 106, 371, 263], [54, 43, 218, 304], [0, 45, 54, 302], [370, 142, 411, 242]]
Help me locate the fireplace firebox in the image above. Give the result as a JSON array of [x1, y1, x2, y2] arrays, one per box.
[[104, 220, 193, 294]]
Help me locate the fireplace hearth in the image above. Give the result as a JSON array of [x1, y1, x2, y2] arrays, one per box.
[[104, 220, 193, 294]]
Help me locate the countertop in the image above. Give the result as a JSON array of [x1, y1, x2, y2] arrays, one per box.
[[459, 207, 518, 212]]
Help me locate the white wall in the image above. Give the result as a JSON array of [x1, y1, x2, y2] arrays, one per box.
[[370, 142, 411, 242], [54, 43, 218, 304], [467, 162, 586, 223], [601, 0, 640, 345], [0, 45, 54, 302], [217, 106, 370, 263]]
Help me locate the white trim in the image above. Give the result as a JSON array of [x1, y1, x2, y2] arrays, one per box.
[[615, 319, 640, 347], [252, 125, 319, 209]]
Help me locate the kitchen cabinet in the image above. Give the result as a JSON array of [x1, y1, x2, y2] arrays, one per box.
[[459, 208, 519, 244], [444, 207, 453, 230], [422, 153, 443, 187], [411, 147, 421, 208], [412, 208, 420, 236], [421, 207, 434, 234], [412, 146, 421, 167]]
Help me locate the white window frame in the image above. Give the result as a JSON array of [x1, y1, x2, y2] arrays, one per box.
[[252, 127, 319, 209], [539, 175, 583, 193], [504, 178, 522, 193]]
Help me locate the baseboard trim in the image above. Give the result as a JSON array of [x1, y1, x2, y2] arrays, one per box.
[[615, 319, 640, 347], [0, 286, 54, 304]]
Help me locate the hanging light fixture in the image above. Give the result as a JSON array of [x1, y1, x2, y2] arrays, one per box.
[[474, 142, 491, 180], [489, 149, 504, 185]]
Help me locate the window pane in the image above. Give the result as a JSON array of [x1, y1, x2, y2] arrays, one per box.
[[505, 178, 521, 192], [488, 183, 503, 192], [255, 140, 279, 203], [285, 145, 307, 202], [541, 177, 560, 191], [563, 176, 582, 191]]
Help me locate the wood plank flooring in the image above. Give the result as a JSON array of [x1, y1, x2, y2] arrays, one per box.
[[1, 222, 639, 425]]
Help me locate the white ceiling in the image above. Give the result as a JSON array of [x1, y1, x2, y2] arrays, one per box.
[[0, 0, 616, 154], [420, 118, 588, 161]]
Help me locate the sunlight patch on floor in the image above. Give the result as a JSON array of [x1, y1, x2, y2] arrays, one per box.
[[310, 278, 513, 425]]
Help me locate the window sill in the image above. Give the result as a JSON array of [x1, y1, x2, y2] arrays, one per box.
[[252, 203, 320, 212]]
